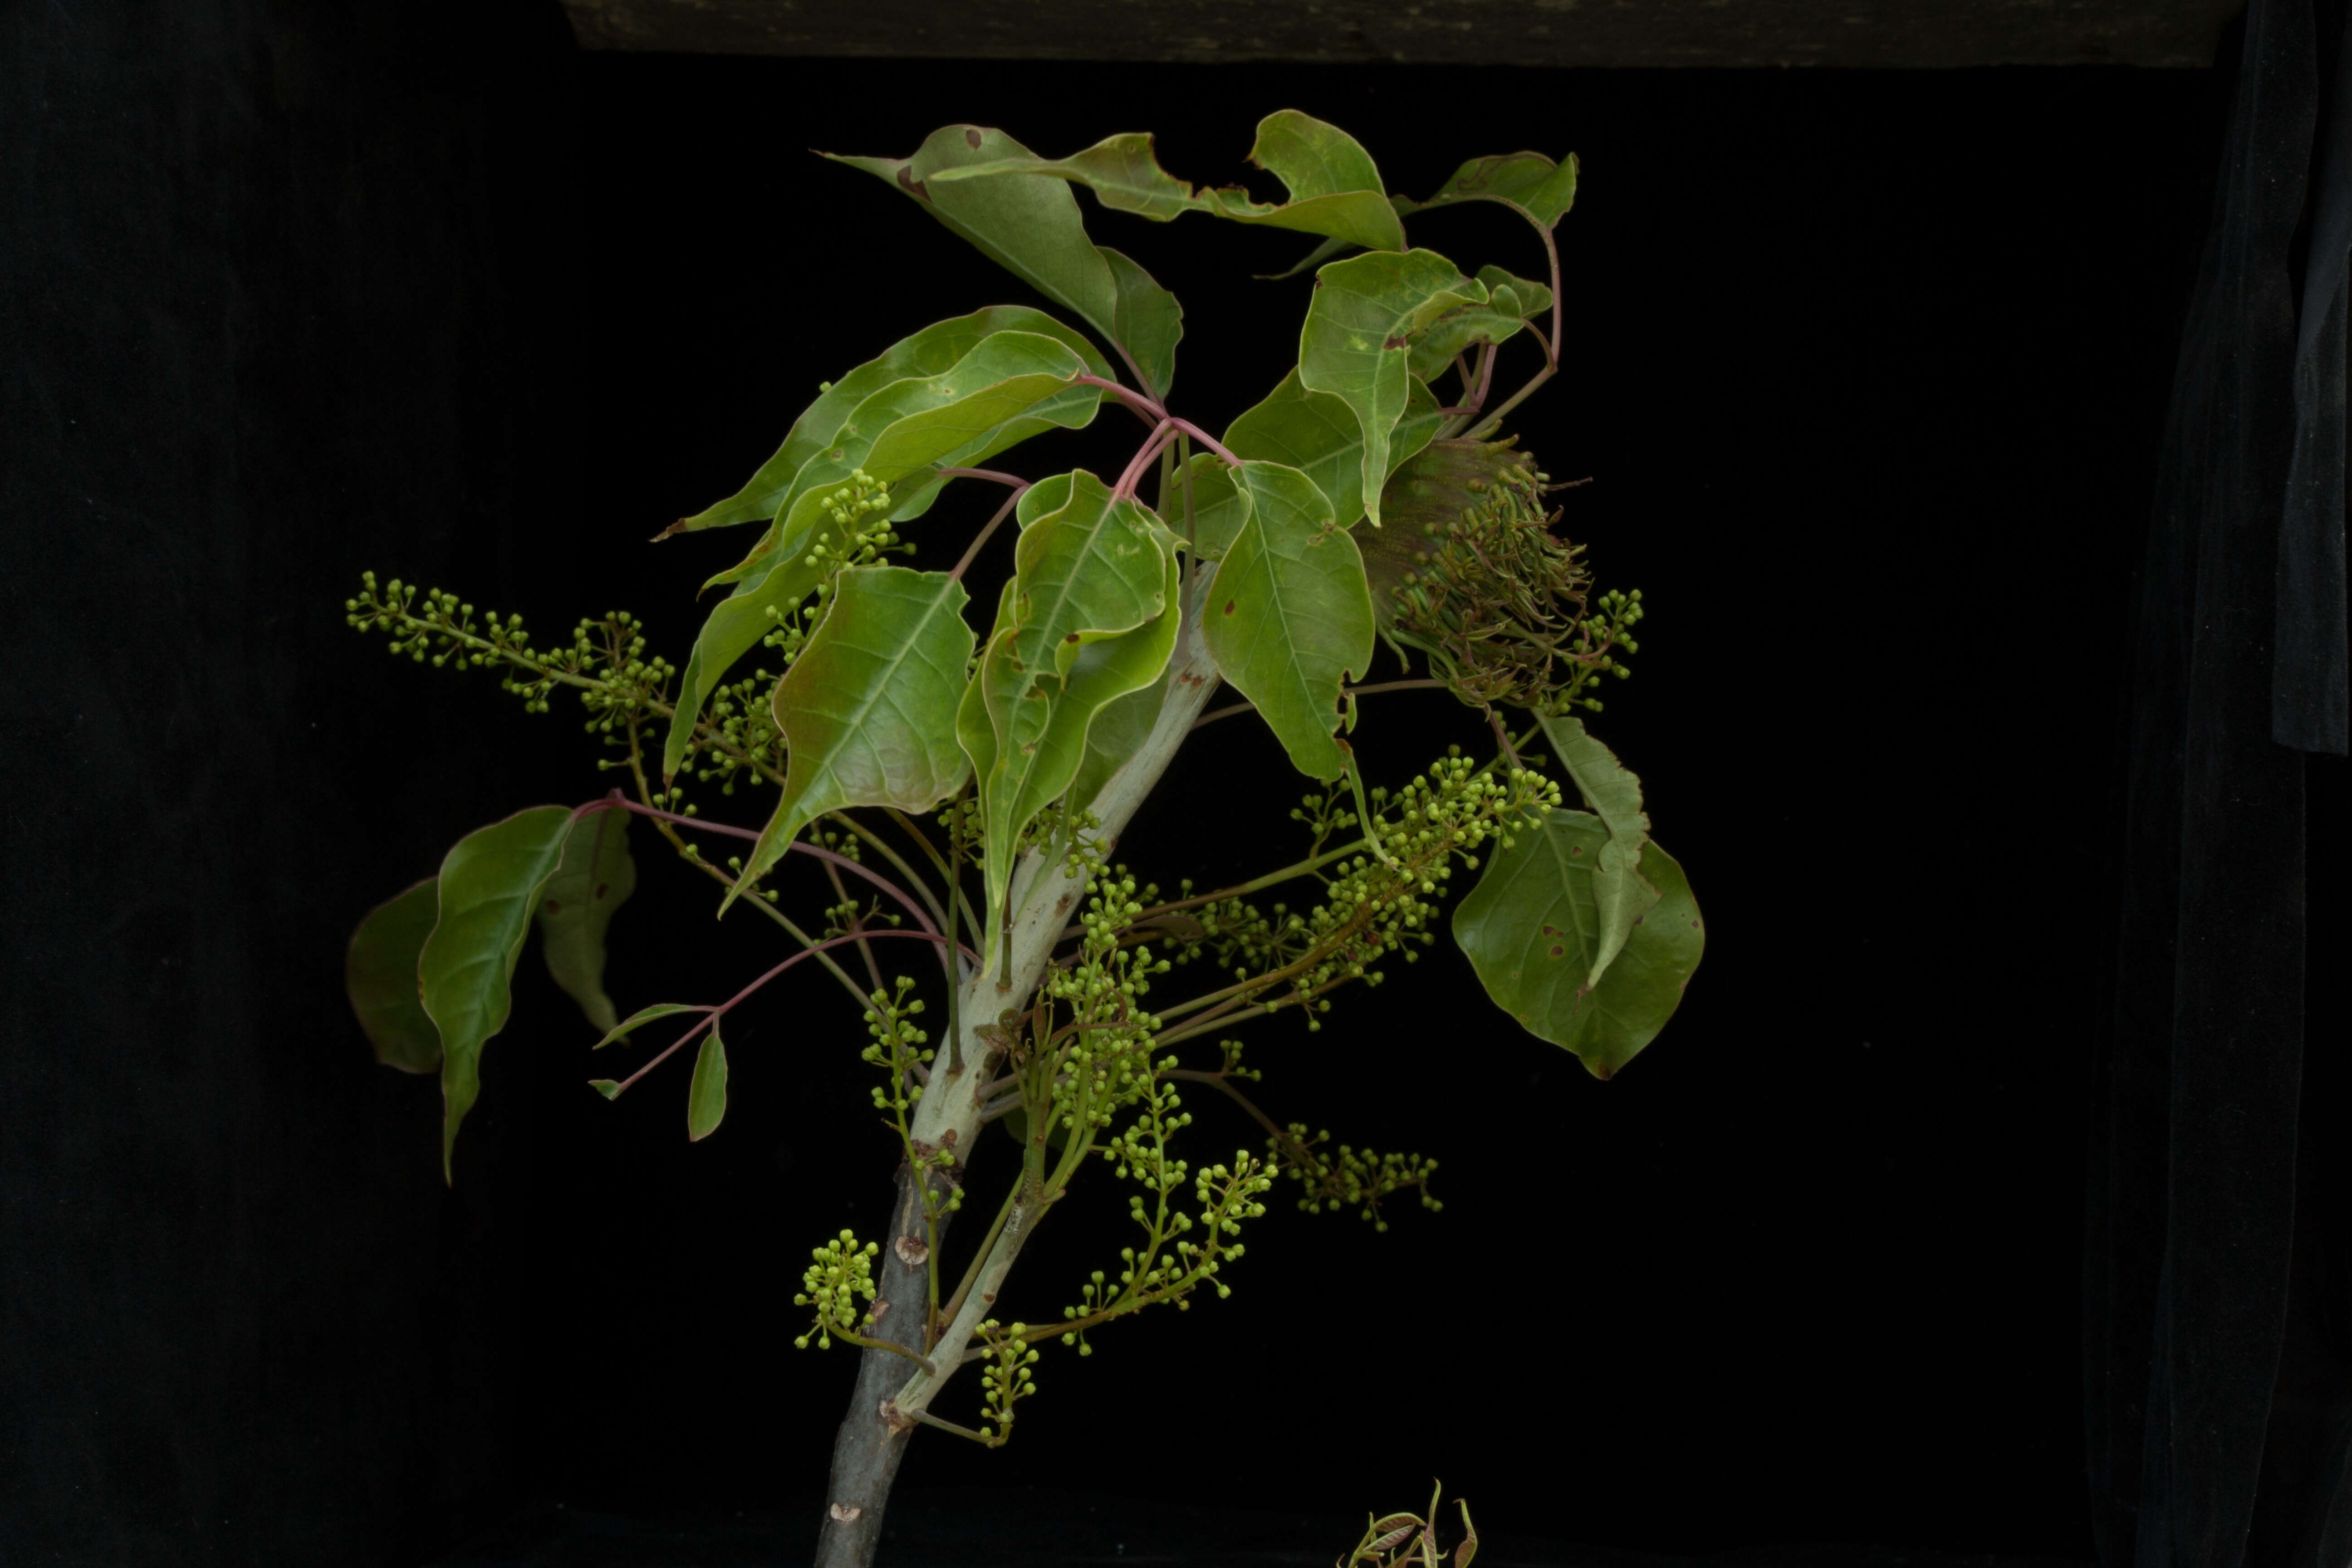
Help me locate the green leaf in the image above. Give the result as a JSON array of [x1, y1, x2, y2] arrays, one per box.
[[965, 473, 1175, 940], [1207, 367, 1444, 534], [346, 878, 441, 1075], [592, 1001, 706, 1052], [419, 805, 577, 1181], [1201, 461, 1375, 781], [588, 1079, 622, 1100], [1538, 715, 1660, 993], [664, 329, 1098, 779], [1103, 248, 1183, 402], [728, 566, 976, 908], [1406, 265, 1556, 382], [661, 306, 1109, 539], [1016, 560, 1182, 827], [1171, 460, 1250, 559], [535, 809, 637, 1035], [1297, 250, 1486, 527], [1451, 813, 1702, 1079], [687, 1019, 728, 1142], [1222, 110, 1405, 251], [827, 126, 1184, 397], [1396, 152, 1580, 230], [1067, 661, 1171, 815], [929, 111, 1406, 255], [1476, 264, 1554, 320]]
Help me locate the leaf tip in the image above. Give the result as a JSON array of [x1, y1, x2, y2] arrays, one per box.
[[589, 1079, 622, 1100]]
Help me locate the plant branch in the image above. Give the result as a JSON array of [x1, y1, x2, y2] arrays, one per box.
[[950, 485, 1028, 582], [1191, 678, 1443, 732]]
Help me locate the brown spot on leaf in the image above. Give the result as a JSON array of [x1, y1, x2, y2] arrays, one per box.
[[964, 127, 984, 147], [1383, 334, 1409, 350], [896, 167, 930, 202], [1065, 632, 1080, 643], [543, 898, 562, 914], [1223, 599, 1236, 615], [1548, 944, 1564, 958], [594, 882, 609, 900]]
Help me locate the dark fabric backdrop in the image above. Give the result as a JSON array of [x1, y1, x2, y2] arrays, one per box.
[[2086, 6, 2352, 1568], [3, 5, 2342, 1568]]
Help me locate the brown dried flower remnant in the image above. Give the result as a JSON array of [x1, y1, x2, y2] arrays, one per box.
[[1359, 437, 1642, 715]]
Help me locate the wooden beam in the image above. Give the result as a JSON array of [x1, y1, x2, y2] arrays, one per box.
[[562, 0, 2239, 68]]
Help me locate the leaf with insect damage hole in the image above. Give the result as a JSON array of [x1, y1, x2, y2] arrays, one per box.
[[725, 566, 975, 912], [1298, 250, 1485, 529], [828, 126, 1183, 397], [1201, 461, 1375, 782], [926, 110, 1406, 255], [1450, 811, 1701, 1079]]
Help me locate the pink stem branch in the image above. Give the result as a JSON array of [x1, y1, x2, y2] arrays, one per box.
[[607, 929, 948, 1096], [1168, 417, 1240, 469], [1075, 373, 1166, 423], [590, 795, 974, 965], [939, 467, 1027, 489], [1113, 420, 1177, 500], [951, 485, 1029, 581]]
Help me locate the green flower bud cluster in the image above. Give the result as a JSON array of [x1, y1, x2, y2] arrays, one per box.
[[1272, 1122, 1441, 1232], [791, 1230, 879, 1350], [859, 975, 933, 1117], [1033, 871, 1173, 1138], [1171, 752, 1561, 1032], [974, 1319, 1038, 1446], [345, 574, 679, 736], [823, 895, 902, 943], [1055, 1144, 1272, 1348], [1550, 586, 1645, 715], [690, 666, 786, 795]]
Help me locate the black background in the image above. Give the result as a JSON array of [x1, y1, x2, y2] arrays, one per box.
[[2, 7, 2237, 1565]]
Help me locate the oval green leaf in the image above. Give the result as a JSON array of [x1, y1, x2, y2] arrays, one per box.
[[537, 809, 637, 1035], [1539, 715, 1661, 992], [1296, 250, 1484, 527], [1450, 812, 1703, 1080], [665, 329, 1098, 779], [661, 305, 1109, 539], [346, 877, 441, 1075], [1201, 461, 1375, 782], [1396, 152, 1580, 230], [1201, 367, 1444, 540], [687, 1020, 729, 1142], [421, 805, 578, 1181], [729, 566, 976, 907], [827, 126, 1183, 397]]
